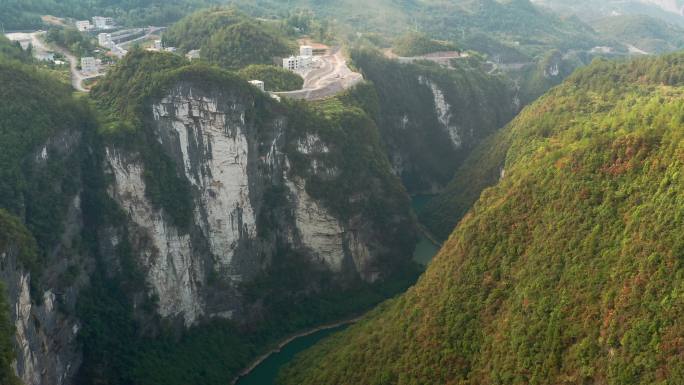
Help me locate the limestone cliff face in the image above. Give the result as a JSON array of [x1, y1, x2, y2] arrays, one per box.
[[351, 50, 516, 194], [0, 131, 85, 385], [418, 75, 464, 149], [107, 149, 205, 325], [0, 250, 81, 385], [104, 82, 391, 326]]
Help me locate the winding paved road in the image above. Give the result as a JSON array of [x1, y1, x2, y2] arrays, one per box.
[[276, 47, 363, 101], [6, 31, 91, 92]]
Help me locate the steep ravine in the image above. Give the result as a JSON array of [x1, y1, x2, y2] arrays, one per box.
[[0, 60, 95, 385], [351, 49, 517, 194], [279, 52, 684, 385], [0, 51, 420, 385]]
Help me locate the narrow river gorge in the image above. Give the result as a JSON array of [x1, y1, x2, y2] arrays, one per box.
[[235, 196, 440, 385]]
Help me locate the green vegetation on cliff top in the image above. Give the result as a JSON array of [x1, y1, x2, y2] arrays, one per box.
[[280, 52, 684, 385], [350, 49, 515, 193], [0, 59, 90, 261], [392, 32, 458, 57], [201, 22, 293, 69], [0, 36, 32, 63], [238, 64, 303, 92], [81, 49, 419, 385], [163, 8, 294, 69]]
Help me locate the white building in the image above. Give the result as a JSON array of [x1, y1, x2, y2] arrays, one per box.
[[98, 33, 113, 48], [300, 45, 313, 57], [81, 57, 98, 74], [37, 52, 55, 62], [153, 40, 163, 51], [299, 55, 312, 69], [249, 80, 265, 91], [283, 56, 300, 71], [164, 47, 177, 53], [186, 49, 201, 61], [283, 55, 313, 72], [92, 16, 114, 29], [76, 20, 92, 32]]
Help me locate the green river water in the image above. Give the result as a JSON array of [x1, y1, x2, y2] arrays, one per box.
[[235, 325, 348, 385], [235, 196, 439, 385]]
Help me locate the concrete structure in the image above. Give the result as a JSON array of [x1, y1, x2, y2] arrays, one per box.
[[283, 55, 313, 72], [80, 57, 98, 74], [164, 47, 177, 53], [300, 45, 313, 57], [186, 49, 201, 61], [299, 55, 312, 69], [92, 16, 114, 30], [153, 40, 163, 51], [248, 80, 265, 91], [37, 52, 55, 62], [111, 46, 127, 58], [276, 47, 364, 101], [98, 33, 113, 48], [283, 56, 299, 71], [76, 20, 92, 32]]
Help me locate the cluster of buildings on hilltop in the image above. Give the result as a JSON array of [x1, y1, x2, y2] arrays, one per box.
[[76, 16, 115, 32], [283, 45, 314, 72], [97, 33, 126, 58], [98, 28, 145, 47]]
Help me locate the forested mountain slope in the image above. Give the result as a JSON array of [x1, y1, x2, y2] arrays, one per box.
[[0, 0, 217, 30], [533, 0, 684, 25], [0, 57, 97, 385], [162, 7, 295, 68], [592, 14, 684, 54], [280, 52, 684, 385], [350, 49, 516, 193], [239, 0, 607, 61]]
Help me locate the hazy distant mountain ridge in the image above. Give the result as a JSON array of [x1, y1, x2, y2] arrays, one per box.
[[533, 0, 684, 23], [641, 0, 684, 15]]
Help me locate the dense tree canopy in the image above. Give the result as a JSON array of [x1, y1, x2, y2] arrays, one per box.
[[163, 8, 295, 70], [591, 14, 684, 54], [280, 52, 684, 385], [201, 22, 293, 70], [392, 32, 458, 57], [0, 0, 218, 30], [0, 280, 19, 385], [238, 64, 303, 91]]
